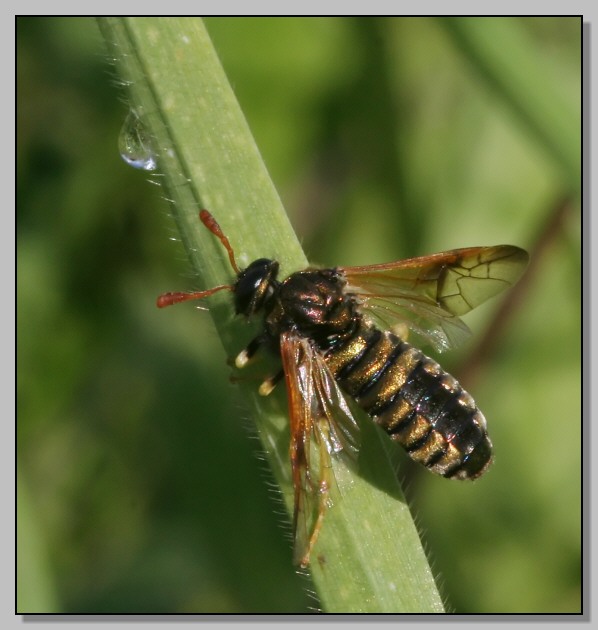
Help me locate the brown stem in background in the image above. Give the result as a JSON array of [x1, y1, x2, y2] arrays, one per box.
[[458, 195, 576, 390]]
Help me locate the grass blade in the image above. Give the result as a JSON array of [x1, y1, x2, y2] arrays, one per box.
[[441, 17, 580, 191], [97, 16, 444, 613]]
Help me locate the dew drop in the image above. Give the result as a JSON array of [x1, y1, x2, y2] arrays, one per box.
[[118, 109, 157, 171]]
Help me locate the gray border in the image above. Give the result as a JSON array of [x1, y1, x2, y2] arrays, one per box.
[[13, 8, 589, 628]]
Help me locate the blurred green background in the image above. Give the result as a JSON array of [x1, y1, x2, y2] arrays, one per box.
[[17, 17, 581, 613]]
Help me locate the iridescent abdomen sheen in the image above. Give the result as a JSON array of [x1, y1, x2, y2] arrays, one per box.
[[324, 325, 492, 479]]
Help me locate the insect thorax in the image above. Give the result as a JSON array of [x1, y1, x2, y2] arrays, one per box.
[[264, 268, 360, 348]]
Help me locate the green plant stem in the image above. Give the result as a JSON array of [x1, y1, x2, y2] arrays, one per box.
[[441, 17, 580, 192], [98, 17, 444, 613]]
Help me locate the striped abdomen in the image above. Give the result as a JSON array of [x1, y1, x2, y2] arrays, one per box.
[[324, 324, 492, 479]]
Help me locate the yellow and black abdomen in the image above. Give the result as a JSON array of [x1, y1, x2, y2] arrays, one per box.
[[324, 324, 492, 480]]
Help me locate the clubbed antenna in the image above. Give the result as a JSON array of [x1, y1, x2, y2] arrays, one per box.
[[156, 210, 239, 308], [156, 284, 233, 308], [199, 209, 240, 275]]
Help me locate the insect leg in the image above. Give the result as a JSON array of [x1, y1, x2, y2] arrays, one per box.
[[298, 418, 333, 568], [234, 333, 269, 368], [258, 370, 284, 396]]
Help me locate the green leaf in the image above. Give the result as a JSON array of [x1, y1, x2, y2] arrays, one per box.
[[17, 472, 59, 613], [97, 17, 444, 613], [441, 17, 580, 192]]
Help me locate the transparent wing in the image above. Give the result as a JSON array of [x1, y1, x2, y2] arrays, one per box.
[[279, 330, 360, 567], [341, 245, 528, 352]]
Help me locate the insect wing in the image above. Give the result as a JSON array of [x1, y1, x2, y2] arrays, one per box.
[[279, 330, 360, 567], [341, 245, 528, 352]]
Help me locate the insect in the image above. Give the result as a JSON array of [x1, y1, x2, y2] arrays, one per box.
[[157, 210, 529, 567]]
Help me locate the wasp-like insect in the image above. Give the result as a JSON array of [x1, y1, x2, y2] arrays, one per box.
[[158, 210, 528, 567]]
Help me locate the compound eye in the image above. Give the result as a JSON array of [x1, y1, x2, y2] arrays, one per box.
[[234, 259, 278, 316]]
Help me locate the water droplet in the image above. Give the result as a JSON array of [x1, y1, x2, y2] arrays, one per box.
[[118, 110, 157, 171]]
